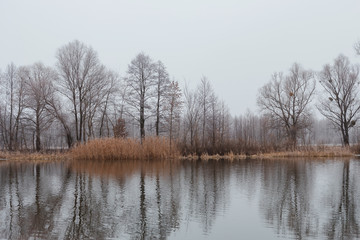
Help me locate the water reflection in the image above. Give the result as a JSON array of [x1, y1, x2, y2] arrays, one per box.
[[0, 159, 359, 239], [257, 159, 360, 239]]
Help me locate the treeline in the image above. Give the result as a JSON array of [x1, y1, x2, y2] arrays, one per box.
[[0, 40, 360, 154]]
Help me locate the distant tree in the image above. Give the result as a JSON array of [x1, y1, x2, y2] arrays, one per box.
[[0, 63, 27, 150], [124, 52, 156, 143], [197, 76, 213, 151], [257, 63, 315, 149], [183, 83, 200, 152], [44, 85, 74, 149], [0, 63, 17, 150], [218, 100, 231, 152], [355, 40, 360, 56], [154, 61, 170, 136], [163, 80, 183, 151], [317, 55, 360, 146], [113, 118, 127, 138], [85, 69, 118, 140], [208, 92, 219, 150], [25, 63, 56, 151], [56, 40, 107, 144], [98, 70, 119, 138]]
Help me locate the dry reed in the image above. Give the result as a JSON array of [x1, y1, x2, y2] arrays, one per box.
[[71, 137, 179, 161], [0, 151, 68, 162], [255, 146, 354, 159]]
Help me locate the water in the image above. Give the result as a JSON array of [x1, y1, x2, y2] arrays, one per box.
[[0, 158, 360, 239]]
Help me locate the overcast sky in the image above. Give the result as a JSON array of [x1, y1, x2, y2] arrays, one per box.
[[1, 0, 359, 115]]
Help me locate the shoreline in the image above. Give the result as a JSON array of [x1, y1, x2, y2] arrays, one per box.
[[0, 146, 356, 163]]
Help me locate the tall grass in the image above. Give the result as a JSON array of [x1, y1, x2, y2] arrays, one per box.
[[71, 137, 179, 161], [256, 146, 354, 159], [0, 151, 67, 162]]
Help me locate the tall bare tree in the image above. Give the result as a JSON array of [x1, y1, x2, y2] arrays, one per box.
[[208, 92, 219, 150], [0, 64, 16, 150], [0, 63, 27, 150], [56, 40, 106, 144], [258, 63, 315, 149], [24, 63, 56, 151], [197, 76, 213, 151], [154, 61, 170, 136], [163, 80, 183, 151], [97, 70, 119, 138], [124, 52, 156, 142], [85, 69, 118, 140], [183, 83, 200, 152], [317, 55, 360, 146], [44, 85, 74, 149]]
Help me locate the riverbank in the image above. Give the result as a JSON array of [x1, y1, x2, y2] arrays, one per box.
[[0, 151, 69, 162], [0, 142, 356, 162], [190, 146, 354, 161]]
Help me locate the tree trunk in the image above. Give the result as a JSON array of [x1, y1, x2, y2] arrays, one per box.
[[36, 111, 41, 152], [156, 88, 160, 136], [140, 98, 145, 143]]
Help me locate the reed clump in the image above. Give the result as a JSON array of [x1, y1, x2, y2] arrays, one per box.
[[255, 146, 354, 159], [71, 137, 179, 161], [0, 151, 68, 162]]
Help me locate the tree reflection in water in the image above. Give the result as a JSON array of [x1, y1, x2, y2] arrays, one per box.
[[0, 159, 359, 239], [257, 159, 360, 239]]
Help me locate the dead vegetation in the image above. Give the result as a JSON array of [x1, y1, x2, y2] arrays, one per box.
[[180, 146, 354, 161], [0, 151, 68, 162], [0, 141, 357, 164], [253, 146, 354, 159], [70, 137, 179, 161]]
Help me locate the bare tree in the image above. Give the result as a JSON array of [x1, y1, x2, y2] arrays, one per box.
[[163, 80, 183, 151], [154, 61, 170, 136], [98, 70, 119, 138], [257, 63, 315, 149], [0, 64, 16, 150], [124, 52, 156, 142], [183, 83, 200, 152], [218, 100, 231, 152], [197, 76, 213, 151], [355, 40, 360, 56], [24, 63, 56, 151], [56, 40, 106, 144], [85, 69, 118, 140], [0, 63, 27, 150], [208, 92, 219, 150], [44, 87, 74, 149], [113, 118, 127, 138], [317, 55, 360, 146]]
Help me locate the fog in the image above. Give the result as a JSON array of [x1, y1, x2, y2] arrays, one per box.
[[0, 0, 360, 115]]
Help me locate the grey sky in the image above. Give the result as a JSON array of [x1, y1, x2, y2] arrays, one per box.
[[1, 0, 359, 115]]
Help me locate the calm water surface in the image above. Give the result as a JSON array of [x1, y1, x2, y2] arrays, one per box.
[[0, 158, 360, 239]]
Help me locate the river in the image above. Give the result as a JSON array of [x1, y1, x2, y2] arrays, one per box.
[[0, 158, 359, 239]]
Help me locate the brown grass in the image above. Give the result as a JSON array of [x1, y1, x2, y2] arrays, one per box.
[[179, 146, 354, 161], [179, 152, 247, 161], [253, 146, 354, 159], [71, 137, 179, 161], [0, 151, 68, 162]]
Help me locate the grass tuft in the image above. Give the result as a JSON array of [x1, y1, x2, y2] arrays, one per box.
[[71, 137, 179, 161], [255, 146, 354, 159], [0, 151, 68, 162]]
